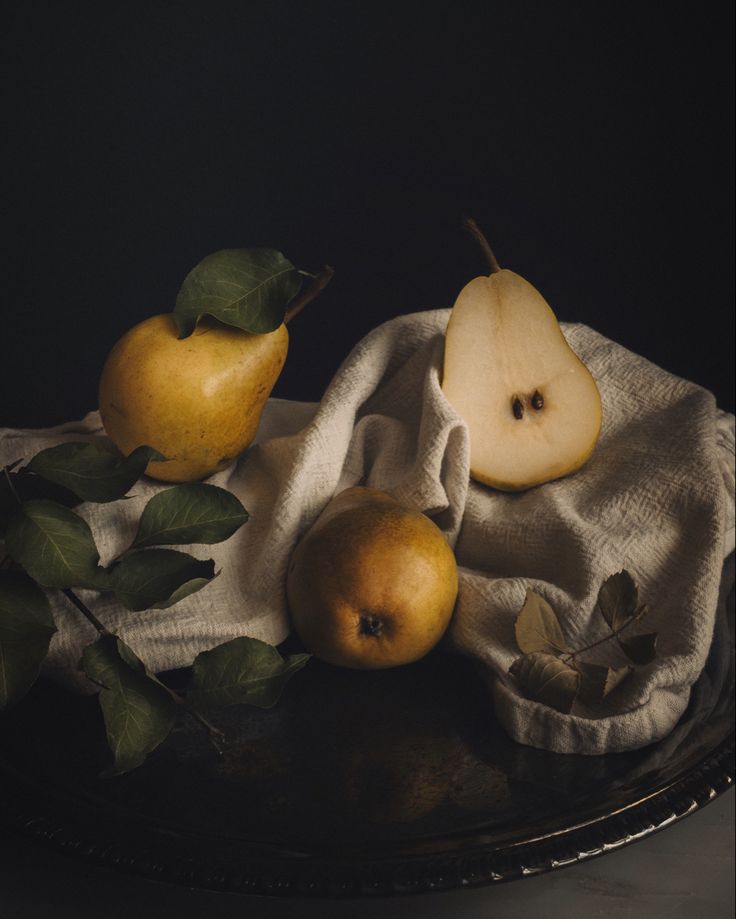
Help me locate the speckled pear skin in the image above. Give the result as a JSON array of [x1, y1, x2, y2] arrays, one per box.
[[98, 314, 288, 482], [286, 487, 459, 669]]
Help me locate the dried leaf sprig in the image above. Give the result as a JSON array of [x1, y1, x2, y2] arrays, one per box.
[[509, 571, 658, 714]]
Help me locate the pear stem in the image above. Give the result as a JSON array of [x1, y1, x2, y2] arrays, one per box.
[[284, 264, 335, 325], [463, 216, 501, 273]]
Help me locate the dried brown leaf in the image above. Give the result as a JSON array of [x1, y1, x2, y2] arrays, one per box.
[[618, 632, 658, 665], [576, 661, 633, 704], [597, 570, 638, 631], [509, 651, 580, 714], [514, 591, 570, 656]]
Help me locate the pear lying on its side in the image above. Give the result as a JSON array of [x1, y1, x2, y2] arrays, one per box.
[[442, 267, 602, 491], [286, 487, 458, 669], [99, 315, 288, 482]]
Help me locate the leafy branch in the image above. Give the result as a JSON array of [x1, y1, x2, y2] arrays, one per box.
[[509, 571, 658, 714], [0, 442, 309, 775]]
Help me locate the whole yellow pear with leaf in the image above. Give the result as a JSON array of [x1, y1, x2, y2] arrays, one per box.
[[286, 486, 458, 669], [442, 220, 602, 491], [98, 249, 332, 482], [99, 316, 289, 482]]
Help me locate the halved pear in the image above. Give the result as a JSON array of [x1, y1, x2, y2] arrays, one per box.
[[442, 269, 602, 491]]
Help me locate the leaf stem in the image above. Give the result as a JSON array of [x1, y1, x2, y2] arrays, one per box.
[[3, 465, 22, 505], [168, 691, 227, 755], [462, 216, 501, 273], [190, 709, 227, 755], [61, 588, 111, 636], [562, 612, 642, 663], [284, 264, 334, 325], [2, 467, 22, 571]]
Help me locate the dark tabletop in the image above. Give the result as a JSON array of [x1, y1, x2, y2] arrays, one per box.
[[0, 791, 733, 918]]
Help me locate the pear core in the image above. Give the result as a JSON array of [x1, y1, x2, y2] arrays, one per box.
[[98, 314, 288, 482], [442, 269, 602, 491], [286, 487, 459, 670]]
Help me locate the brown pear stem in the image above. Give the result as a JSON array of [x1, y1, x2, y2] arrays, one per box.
[[462, 216, 501, 273], [284, 264, 335, 325]]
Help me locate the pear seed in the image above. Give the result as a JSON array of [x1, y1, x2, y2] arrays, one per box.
[[512, 398, 525, 420], [531, 391, 544, 410]]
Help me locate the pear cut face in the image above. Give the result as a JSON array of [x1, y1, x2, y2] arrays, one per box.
[[442, 270, 602, 491]]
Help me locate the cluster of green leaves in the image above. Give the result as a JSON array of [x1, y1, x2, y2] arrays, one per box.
[[173, 248, 303, 338], [0, 441, 309, 775], [509, 571, 658, 714]]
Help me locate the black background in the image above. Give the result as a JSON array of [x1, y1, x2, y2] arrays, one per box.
[[1, 1, 734, 427]]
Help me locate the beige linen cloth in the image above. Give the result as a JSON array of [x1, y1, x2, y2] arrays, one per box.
[[1, 309, 734, 754]]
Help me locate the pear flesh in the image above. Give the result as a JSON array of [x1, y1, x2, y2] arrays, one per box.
[[442, 270, 602, 491], [98, 314, 288, 482]]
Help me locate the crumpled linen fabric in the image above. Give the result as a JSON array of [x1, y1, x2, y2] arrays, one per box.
[[1, 309, 733, 754]]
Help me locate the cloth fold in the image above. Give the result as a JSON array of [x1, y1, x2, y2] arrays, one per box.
[[1, 309, 733, 754]]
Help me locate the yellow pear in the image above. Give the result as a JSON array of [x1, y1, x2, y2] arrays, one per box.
[[442, 240, 602, 491], [98, 315, 288, 482], [286, 487, 458, 669]]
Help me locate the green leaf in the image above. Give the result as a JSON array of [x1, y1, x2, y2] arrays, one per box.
[[4, 500, 105, 589], [131, 483, 249, 549], [575, 661, 632, 704], [514, 590, 570, 656], [189, 637, 310, 711], [27, 442, 165, 503], [1, 469, 80, 538], [0, 470, 22, 538], [598, 570, 639, 632], [509, 651, 581, 714], [173, 248, 302, 338], [107, 549, 216, 611], [618, 632, 658, 665], [0, 571, 57, 709], [81, 635, 177, 776]]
